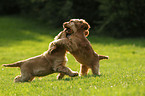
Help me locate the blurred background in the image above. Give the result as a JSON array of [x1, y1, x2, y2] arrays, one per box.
[[0, 0, 145, 38]]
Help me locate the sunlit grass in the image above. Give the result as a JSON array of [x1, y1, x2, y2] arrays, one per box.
[[0, 16, 145, 96]]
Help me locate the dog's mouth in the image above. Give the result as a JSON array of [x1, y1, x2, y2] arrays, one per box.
[[65, 27, 73, 37]]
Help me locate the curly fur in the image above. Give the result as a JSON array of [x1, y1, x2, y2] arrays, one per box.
[[2, 30, 78, 82], [52, 19, 109, 76]]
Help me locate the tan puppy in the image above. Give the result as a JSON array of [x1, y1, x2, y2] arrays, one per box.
[[2, 30, 78, 82], [51, 19, 109, 76]]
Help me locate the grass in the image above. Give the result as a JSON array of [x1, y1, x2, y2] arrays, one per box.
[[0, 16, 145, 96]]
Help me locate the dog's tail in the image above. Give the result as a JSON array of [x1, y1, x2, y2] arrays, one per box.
[[99, 55, 109, 60], [2, 61, 22, 67]]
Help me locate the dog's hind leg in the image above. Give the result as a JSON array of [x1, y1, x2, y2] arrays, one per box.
[[21, 71, 34, 82], [80, 64, 89, 76], [14, 74, 34, 82], [14, 70, 34, 82]]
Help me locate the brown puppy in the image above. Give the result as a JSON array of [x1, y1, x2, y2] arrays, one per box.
[[2, 29, 78, 82], [52, 19, 109, 76]]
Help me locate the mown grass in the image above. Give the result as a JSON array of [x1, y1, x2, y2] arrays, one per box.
[[0, 16, 145, 96]]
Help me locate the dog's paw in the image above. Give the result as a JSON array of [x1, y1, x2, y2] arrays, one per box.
[[79, 73, 88, 77], [71, 72, 79, 77], [48, 44, 57, 54], [57, 73, 65, 80], [14, 75, 22, 82]]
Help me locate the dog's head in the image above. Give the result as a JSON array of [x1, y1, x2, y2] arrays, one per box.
[[63, 19, 90, 37]]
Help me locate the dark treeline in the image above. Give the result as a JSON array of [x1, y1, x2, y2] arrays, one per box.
[[0, 0, 145, 37]]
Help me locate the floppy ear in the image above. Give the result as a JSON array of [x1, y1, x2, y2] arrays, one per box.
[[81, 23, 90, 30], [84, 30, 89, 37], [63, 22, 67, 29]]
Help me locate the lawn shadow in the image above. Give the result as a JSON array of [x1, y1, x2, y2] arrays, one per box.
[[1, 16, 144, 48], [88, 35, 145, 48], [0, 16, 62, 47], [61, 74, 102, 81]]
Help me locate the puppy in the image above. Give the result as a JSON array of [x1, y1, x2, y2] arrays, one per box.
[[2, 29, 78, 82], [51, 19, 109, 76]]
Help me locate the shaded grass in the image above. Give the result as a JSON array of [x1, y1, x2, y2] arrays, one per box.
[[0, 16, 145, 96], [0, 16, 61, 47]]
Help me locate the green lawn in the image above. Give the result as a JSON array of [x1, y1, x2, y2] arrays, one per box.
[[0, 16, 145, 96]]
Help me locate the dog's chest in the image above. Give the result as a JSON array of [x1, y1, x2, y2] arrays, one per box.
[[79, 43, 90, 50]]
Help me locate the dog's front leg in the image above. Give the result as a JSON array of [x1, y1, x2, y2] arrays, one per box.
[[90, 61, 100, 76], [52, 39, 73, 52], [54, 65, 78, 77], [80, 64, 89, 76], [57, 73, 65, 79], [53, 38, 69, 45]]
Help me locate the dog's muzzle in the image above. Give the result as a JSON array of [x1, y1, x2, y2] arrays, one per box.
[[65, 28, 73, 37]]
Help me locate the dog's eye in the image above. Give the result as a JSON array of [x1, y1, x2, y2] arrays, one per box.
[[70, 21, 73, 22], [80, 21, 83, 23]]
